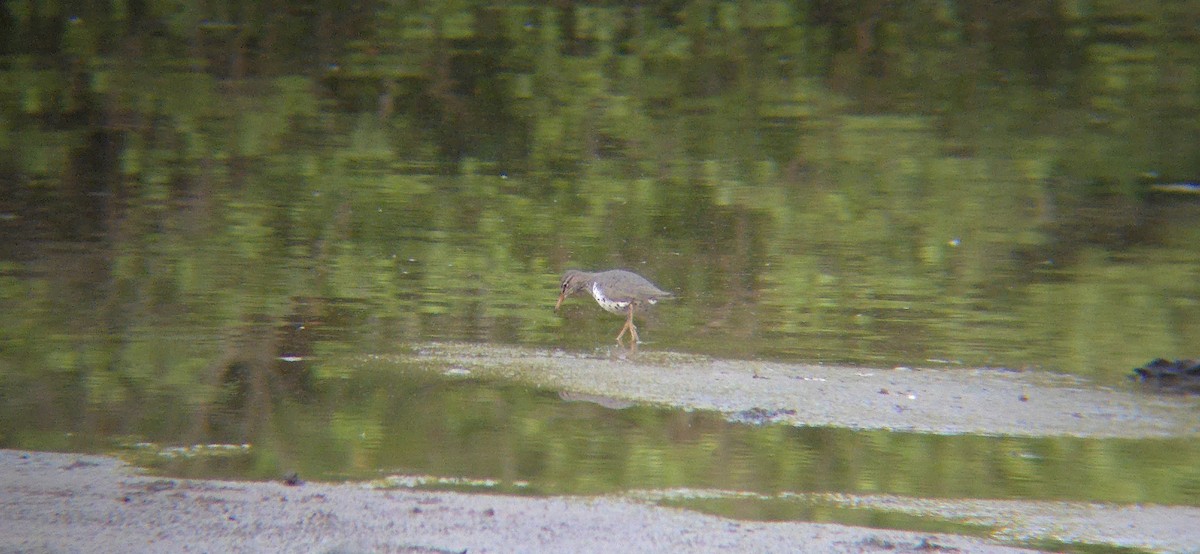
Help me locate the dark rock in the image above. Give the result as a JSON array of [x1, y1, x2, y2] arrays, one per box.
[[1131, 358, 1200, 394]]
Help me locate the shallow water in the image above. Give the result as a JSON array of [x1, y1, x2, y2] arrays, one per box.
[[5, 6, 1200, 546], [5, 120, 1200, 546], [7, 354, 1197, 511]]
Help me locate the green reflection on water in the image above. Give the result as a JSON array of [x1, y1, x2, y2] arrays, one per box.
[[662, 498, 1154, 554], [2, 6, 1199, 548], [2, 360, 1196, 508], [665, 497, 994, 538], [5, 168, 1199, 386]]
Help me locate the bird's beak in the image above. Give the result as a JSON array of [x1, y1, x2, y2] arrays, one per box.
[[555, 292, 566, 311]]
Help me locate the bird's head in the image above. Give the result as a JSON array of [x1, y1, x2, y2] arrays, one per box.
[[555, 270, 591, 310]]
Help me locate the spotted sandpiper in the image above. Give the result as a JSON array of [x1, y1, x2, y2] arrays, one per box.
[[555, 269, 673, 346]]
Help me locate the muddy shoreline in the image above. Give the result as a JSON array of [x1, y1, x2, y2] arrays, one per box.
[[0, 449, 1039, 553], [4, 448, 1198, 553], [5, 345, 1198, 553], [407, 343, 1199, 438]]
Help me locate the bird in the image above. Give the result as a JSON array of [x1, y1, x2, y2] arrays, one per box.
[[555, 269, 673, 347]]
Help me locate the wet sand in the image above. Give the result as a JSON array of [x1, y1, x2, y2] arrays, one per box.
[[5, 344, 1198, 553], [5, 449, 1199, 553], [408, 343, 1200, 438], [0, 449, 1037, 553]]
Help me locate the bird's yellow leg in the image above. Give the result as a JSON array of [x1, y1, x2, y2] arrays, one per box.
[[626, 306, 640, 345]]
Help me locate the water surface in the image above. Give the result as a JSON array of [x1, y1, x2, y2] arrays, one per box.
[[3, 3, 1200, 546]]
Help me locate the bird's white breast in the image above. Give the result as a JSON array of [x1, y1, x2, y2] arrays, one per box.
[[591, 282, 631, 314]]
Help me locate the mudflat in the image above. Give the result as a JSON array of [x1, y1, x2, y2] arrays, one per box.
[[5, 344, 1198, 553], [0, 449, 1039, 553], [408, 343, 1199, 438]]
